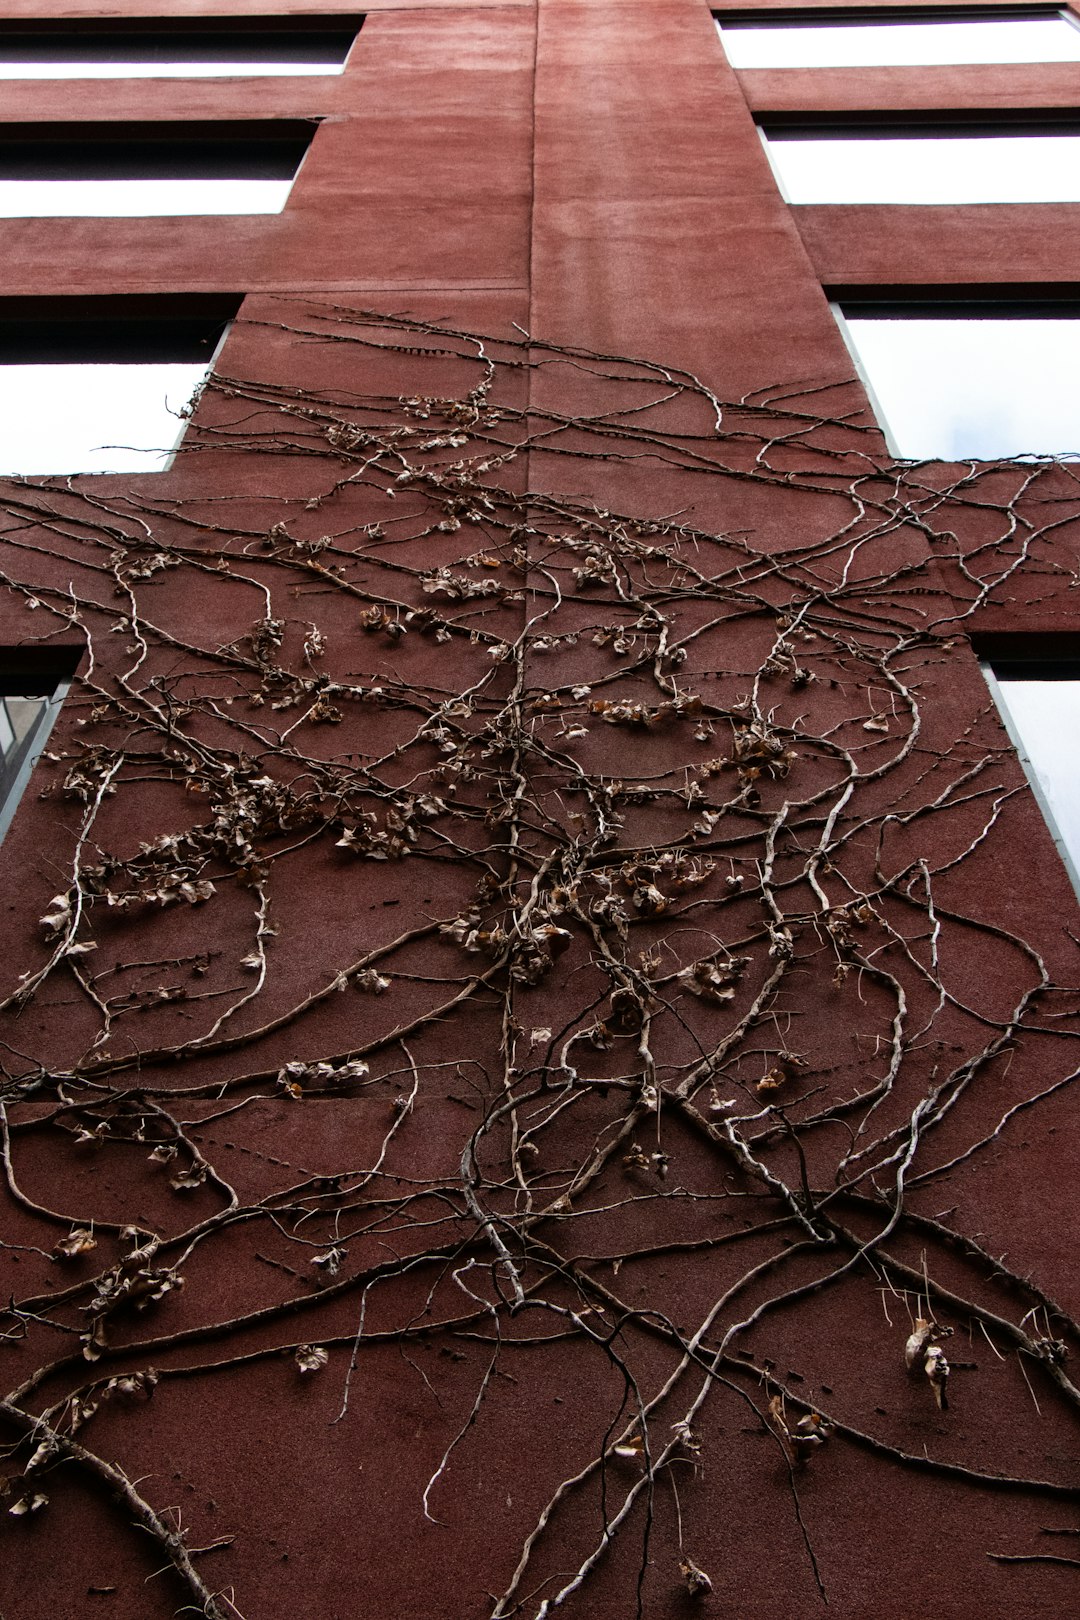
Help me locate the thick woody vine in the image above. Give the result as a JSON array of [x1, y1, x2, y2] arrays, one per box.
[[1, 305, 1079, 1618]]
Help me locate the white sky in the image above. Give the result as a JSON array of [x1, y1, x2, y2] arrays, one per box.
[[0, 363, 209, 474], [0, 60, 344, 79], [0, 178, 293, 217], [766, 132, 1080, 205], [719, 16, 1080, 69], [994, 678, 1080, 883], [842, 318, 1080, 461]]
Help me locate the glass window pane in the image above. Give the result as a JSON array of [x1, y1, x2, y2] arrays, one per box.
[[719, 15, 1080, 69], [0, 689, 63, 844], [0, 178, 293, 217], [0, 60, 346, 79], [984, 668, 1080, 894], [764, 131, 1080, 204], [4, 697, 44, 746], [837, 314, 1080, 460]]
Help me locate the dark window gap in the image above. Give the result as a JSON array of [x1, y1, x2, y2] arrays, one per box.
[[716, 7, 1065, 28], [0, 294, 242, 364], [0, 647, 81, 693], [971, 632, 1080, 667], [829, 285, 1080, 319], [0, 17, 364, 66], [762, 111, 1080, 137], [0, 122, 317, 182]]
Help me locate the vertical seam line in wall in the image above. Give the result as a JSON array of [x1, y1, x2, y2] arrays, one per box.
[[517, 0, 540, 1068], [526, 0, 540, 385], [524, 0, 540, 703]]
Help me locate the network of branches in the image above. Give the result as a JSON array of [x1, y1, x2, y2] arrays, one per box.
[[1, 305, 1079, 1619]]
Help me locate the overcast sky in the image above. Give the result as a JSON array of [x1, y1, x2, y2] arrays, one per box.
[[994, 678, 1080, 888], [766, 133, 1080, 206], [0, 363, 208, 475], [0, 179, 292, 217], [842, 318, 1080, 461], [0, 179, 291, 218]]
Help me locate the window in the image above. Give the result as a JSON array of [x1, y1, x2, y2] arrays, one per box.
[[833, 297, 1080, 459], [0, 122, 316, 218], [980, 650, 1080, 897], [761, 121, 1080, 204], [0, 667, 70, 843], [0, 17, 361, 79], [717, 8, 1080, 68], [0, 296, 240, 477]]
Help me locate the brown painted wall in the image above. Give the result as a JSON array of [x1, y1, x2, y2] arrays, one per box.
[[2, 6, 1080, 1620]]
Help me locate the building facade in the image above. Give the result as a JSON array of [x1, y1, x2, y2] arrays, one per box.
[[2, 3, 1080, 1617]]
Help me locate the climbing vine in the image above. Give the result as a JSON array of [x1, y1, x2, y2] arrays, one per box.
[[1, 305, 1079, 1618]]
